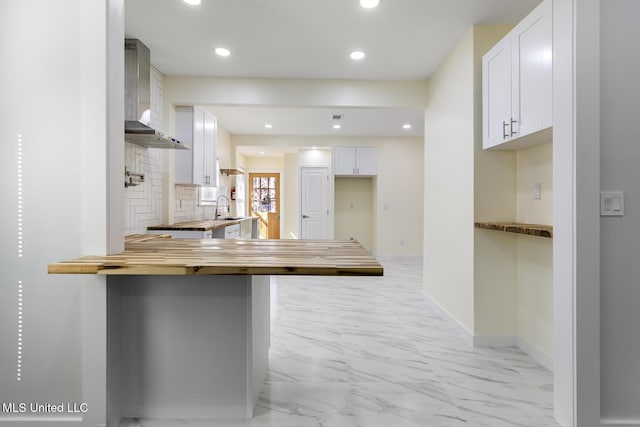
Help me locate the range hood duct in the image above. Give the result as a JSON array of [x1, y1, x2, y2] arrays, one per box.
[[125, 39, 189, 150]]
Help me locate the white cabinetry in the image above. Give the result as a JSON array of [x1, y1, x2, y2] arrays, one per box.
[[482, 0, 552, 150], [175, 106, 218, 185], [333, 146, 377, 176]]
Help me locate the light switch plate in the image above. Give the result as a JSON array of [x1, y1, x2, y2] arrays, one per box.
[[601, 191, 624, 216]]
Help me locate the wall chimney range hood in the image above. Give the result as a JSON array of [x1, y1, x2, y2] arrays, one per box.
[[125, 39, 190, 150]]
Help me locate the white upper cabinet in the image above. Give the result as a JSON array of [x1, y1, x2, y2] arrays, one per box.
[[483, 0, 552, 150], [333, 146, 377, 176], [483, 37, 513, 149], [175, 106, 218, 186]]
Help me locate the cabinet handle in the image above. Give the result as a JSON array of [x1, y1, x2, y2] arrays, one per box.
[[357, 168, 360, 174], [502, 121, 509, 139], [302, 215, 310, 219], [510, 118, 517, 136]]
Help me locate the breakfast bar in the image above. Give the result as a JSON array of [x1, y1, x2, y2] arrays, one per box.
[[49, 238, 382, 425]]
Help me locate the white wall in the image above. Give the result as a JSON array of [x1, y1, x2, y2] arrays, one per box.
[[515, 142, 553, 366], [600, 0, 640, 423], [233, 135, 423, 255], [0, 0, 120, 425], [335, 178, 374, 251], [472, 25, 518, 341], [425, 24, 554, 367], [553, 0, 601, 424], [283, 153, 300, 239], [423, 27, 476, 332]]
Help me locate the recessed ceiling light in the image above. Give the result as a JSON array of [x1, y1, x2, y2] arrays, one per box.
[[333, 124, 341, 129], [360, 0, 380, 8], [264, 123, 273, 129], [402, 124, 412, 129], [312, 146, 318, 150], [260, 151, 265, 155], [350, 51, 365, 60], [183, 0, 201, 5], [214, 47, 231, 57]]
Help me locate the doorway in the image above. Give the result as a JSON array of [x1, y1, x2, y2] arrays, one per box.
[[249, 173, 280, 239]]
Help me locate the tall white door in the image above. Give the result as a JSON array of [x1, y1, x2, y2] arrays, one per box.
[[300, 167, 329, 239]]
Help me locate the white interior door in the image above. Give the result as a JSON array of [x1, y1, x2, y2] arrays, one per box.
[[300, 167, 329, 239]]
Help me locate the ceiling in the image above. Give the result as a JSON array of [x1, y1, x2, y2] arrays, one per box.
[[124, 0, 539, 146]]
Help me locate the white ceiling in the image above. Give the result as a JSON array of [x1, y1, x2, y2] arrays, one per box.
[[124, 0, 539, 144]]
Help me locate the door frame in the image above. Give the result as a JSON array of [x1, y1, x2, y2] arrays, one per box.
[[248, 172, 281, 239]]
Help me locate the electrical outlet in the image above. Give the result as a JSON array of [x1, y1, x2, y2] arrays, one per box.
[[532, 183, 541, 199]]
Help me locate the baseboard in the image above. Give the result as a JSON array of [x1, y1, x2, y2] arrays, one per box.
[[420, 290, 475, 346], [421, 290, 554, 372], [516, 336, 553, 371], [473, 335, 517, 347]]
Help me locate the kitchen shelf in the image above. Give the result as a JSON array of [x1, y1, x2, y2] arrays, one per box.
[[220, 168, 245, 176], [474, 222, 553, 238]]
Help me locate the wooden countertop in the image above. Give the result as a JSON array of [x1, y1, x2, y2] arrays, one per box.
[[474, 222, 553, 238], [147, 217, 256, 232], [124, 233, 172, 243], [48, 239, 383, 276]]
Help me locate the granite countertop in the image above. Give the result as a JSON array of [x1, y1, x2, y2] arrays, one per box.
[[474, 222, 553, 238], [147, 217, 257, 232], [48, 239, 383, 276]]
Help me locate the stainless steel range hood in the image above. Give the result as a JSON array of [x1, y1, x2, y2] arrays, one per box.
[[125, 39, 190, 150]]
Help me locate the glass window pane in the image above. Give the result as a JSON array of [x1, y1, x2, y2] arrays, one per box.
[[261, 177, 268, 188], [269, 177, 276, 188]]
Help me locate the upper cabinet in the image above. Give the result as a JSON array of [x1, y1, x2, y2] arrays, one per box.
[[175, 106, 218, 186], [483, 0, 552, 150], [333, 146, 377, 176]]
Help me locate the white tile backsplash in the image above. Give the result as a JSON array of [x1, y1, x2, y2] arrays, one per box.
[[174, 185, 216, 223], [125, 142, 166, 234]]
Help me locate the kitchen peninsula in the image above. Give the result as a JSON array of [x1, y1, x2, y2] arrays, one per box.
[[49, 238, 382, 424]]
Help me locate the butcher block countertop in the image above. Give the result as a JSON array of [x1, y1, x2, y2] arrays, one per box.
[[48, 239, 383, 276], [147, 217, 256, 232], [474, 222, 553, 238]]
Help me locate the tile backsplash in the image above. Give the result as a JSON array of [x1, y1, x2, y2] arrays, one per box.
[[124, 142, 165, 234], [174, 185, 216, 223]]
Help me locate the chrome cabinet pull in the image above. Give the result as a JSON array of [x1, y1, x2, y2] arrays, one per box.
[[502, 121, 509, 139], [510, 118, 517, 136]]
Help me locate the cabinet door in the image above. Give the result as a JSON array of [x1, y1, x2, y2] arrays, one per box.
[[191, 107, 206, 185], [511, 0, 552, 138], [202, 108, 217, 186], [175, 106, 196, 184], [355, 147, 377, 176], [175, 106, 218, 186], [482, 36, 512, 149], [333, 147, 356, 175]]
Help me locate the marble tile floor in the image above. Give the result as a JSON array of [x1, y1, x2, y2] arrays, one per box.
[[121, 256, 559, 427]]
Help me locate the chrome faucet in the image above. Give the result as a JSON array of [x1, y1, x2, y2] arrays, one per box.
[[215, 195, 230, 219]]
